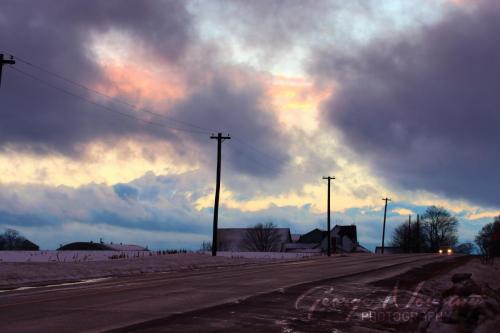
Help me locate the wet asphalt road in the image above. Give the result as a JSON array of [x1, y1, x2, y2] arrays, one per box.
[[0, 253, 458, 332]]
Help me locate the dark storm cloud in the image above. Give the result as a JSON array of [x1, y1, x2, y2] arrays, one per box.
[[171, 75, 289, 177], [313, 1, 500, 207], [0, 0, 290, 178], [0, 0, 192, 155]]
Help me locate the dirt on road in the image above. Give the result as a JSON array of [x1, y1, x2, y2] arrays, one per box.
[[108, 255, 499, 333]]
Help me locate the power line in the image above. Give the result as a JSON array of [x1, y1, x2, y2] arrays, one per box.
[[9, 66, 209, 136], [10, 65, 284, 176], [9, 54, 292, 176], [10, 53, 291, 171], [12, 55, 217, 133]]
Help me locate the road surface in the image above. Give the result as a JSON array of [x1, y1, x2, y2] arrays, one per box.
[[0, 253, 462, 332]]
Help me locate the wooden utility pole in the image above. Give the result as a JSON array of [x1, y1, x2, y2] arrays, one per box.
[[416, 214, 421, 253], [407, 215, 412, 253], [381, 197, 391, 254], [322, 176, 335, 256], [0, 54, 15, 88], [210, 132, 230, 256]]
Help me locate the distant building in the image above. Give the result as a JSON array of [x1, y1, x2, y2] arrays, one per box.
[[286, 225, 370, 254], [19, 239, 40, 251], [217, 225, 369, 254], [58, 242, 147, 251], [329, 225, 359, 253]]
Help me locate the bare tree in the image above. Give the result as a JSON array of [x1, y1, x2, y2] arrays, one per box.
[[475, 216, 500, 258], [0, 229, 26, 250], [421, 206, 458, 252], [390, 220, 428, 253], [244, 222, 282, 252], [390, 206, 458, 253]]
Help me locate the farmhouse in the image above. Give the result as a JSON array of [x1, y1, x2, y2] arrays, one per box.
[[217, 225, 369, 253], [285, 225, 368, 253]]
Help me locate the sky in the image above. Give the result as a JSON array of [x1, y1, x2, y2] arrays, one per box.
[[0, 0, 499, 250]]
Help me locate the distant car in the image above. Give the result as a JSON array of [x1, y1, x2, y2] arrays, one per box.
[[438, 246, 453, 255]]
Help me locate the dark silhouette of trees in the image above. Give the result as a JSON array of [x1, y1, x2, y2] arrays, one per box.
[[390, 206, 458, 253], [0, 229, 36, 250], [421, 206, 458, 252], [200, 241, 212, 252], [244, 222, 282, 252], [390, 221, 427, 252], [475, 216, 500, 257]]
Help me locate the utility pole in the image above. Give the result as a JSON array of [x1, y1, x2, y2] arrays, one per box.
[[322, 176, 335, 256], [416, 214, 421, 253], [0, 54, 15, 88], [381, 197, 391, 254], [408, 215, 412, 253], [210, 132, 230, 256]]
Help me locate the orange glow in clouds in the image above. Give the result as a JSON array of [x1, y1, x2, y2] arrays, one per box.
[[267, 76, 331, 131], [97, 63, 187, 107]]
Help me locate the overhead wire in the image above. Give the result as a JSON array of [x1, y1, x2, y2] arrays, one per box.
[[7, 54, 291, 171], [8, 66, 209, 136], [12, 54, 217, 134]]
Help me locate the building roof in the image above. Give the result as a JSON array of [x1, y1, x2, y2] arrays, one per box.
[[20, 239, 39, 251], [58, 242, 147, 251], [333, 225, 357, 243], [297, 228, 327, 243]]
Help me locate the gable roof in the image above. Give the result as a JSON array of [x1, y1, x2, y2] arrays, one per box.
[[333, 225, 357, 243], [297, 228, 327, 243]]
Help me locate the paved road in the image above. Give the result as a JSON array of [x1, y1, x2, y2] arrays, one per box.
[[0, 254, 457, 332]]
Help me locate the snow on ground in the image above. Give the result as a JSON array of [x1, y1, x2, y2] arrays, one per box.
[[0, 250, 320, 263], [208, 251, 320, 259], [0, 250, 153, 262], [0, 251, 319, 289]]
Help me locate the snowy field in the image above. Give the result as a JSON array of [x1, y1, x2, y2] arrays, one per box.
[[0, 250, 156, 263], [206, 251, 320, 259], [0, 250, 320, 263], [0, 251, 319, 289]]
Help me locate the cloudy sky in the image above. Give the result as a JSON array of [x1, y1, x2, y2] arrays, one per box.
[[0, 0, 498, 250]]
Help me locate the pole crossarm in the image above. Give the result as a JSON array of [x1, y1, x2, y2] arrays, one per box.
[[0, 54, 16, 88]]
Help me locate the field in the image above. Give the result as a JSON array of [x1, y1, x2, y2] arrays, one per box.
[[0, 251, 317, 289]]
